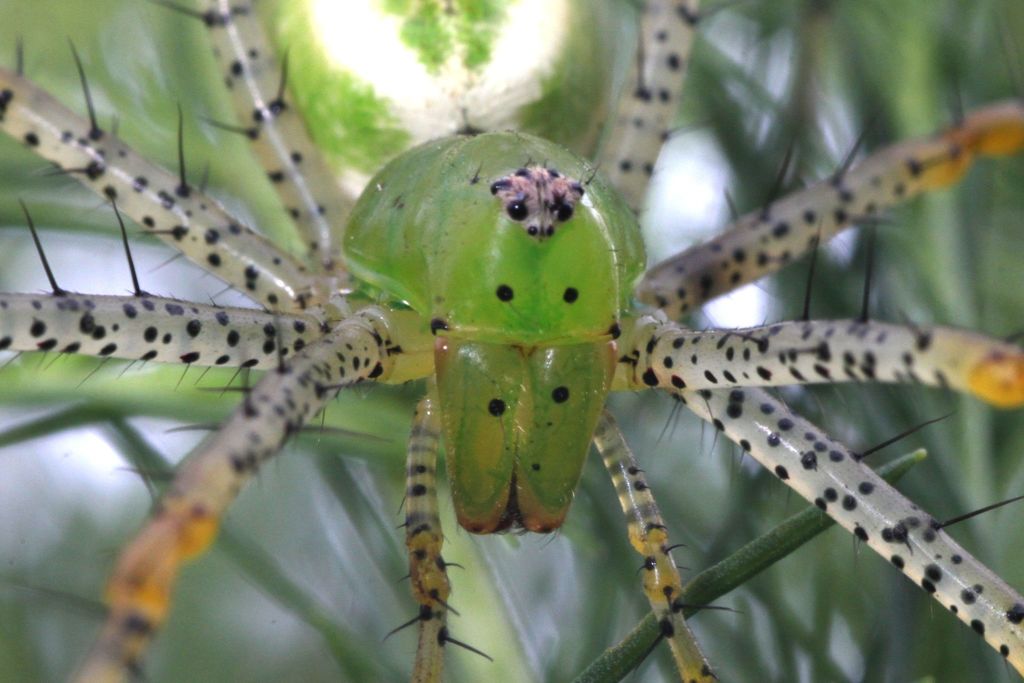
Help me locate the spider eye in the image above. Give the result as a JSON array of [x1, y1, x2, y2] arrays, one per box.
[[507, 201, 528, 221], [555, 203, 574, 222]]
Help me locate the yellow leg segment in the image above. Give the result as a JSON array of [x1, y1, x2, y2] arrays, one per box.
[[72, 310, 393, 682], [637, 100, 1024, 317], [593, 411, 715, 682], [403, 391, 451, 683], [621, 316, 1024, 409]]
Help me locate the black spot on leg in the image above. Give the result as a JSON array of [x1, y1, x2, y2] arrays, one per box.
[[496, 284, 514, 302], [1007, 603, 1024, 624], [551, 386, 569, 403], [488, 398, 506, 416], [121, 613, 153, 636]]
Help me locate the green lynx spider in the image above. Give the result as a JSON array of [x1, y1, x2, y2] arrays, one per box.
[[0, 1, 1023, 681]]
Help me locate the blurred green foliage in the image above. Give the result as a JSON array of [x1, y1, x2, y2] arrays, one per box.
[[0, 1, 1022, 682]]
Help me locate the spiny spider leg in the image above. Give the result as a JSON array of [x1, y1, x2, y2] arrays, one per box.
[[158, 0, 357, 270], [402, 391, 452, 683], [73, 307, 396, 683], [593, 411, 715, 682], [678, 385, 1024, 674], [636, 100, 1024, 316], [0, 66, 321, 310], [617, 307, 1024, 670], [0, 291, 319, 368], [625, 317, 1024, 408], [596, 0, 699, 211]]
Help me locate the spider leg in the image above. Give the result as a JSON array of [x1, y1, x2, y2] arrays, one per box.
[[169, 0, 357, 270], [624, 317, 1024, 408], [593, 411, 715, 682], [71, 307, 394, 683], [0, 291, 319, 368], [636, 101, 1024, 316], [402, 390, 453, 683], [0, 67, 322, 310], [595, 0, 699, 212], [675, 385, 1024, 675]]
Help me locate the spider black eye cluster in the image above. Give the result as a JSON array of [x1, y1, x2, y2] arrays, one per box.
[[490, 166, 584, 239]]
